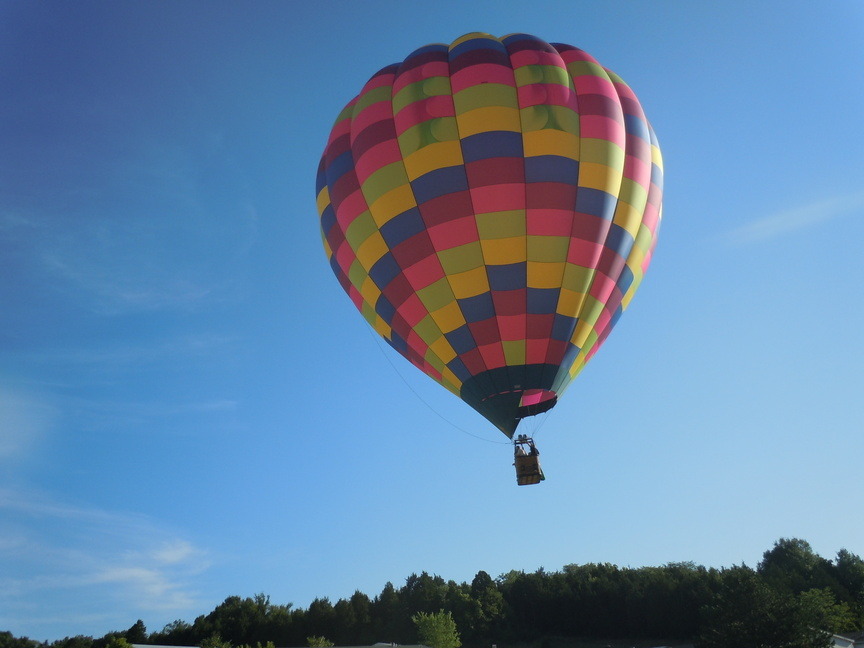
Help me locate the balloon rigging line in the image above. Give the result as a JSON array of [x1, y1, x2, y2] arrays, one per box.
[[364, 324, 510, 445], [530, 409, 551, 440]]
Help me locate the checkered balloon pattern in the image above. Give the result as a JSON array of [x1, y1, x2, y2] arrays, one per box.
[[316, 32, 663, 437]]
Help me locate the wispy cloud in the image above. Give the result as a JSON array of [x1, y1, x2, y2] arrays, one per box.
[[3, 133, 260, 317], [26, 332, 236, 369], [726, 191, 864, 245], [0, 210, 47, 232], [0, 489, 211, 636], [152, 540, 199, 565], [54, 395, 239, 436], [0, 388, 55, 460], [3, 333, 239, 442], [40, 248, 215, 315], [91, 566, 197, 610]]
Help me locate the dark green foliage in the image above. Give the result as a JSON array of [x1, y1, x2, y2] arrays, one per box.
[[371, 581, 408, 642], [696, 566, 832, 648], [835, 549, 864, 628], [758, 538, 839, 594], [344, 591, 374, 645], [5, 538, 862, 648], [465, 571, 505, 640], [756, 539, 864, 629], [836, 548, 864, 596], [124, 622, 147, 645], [492, 561, 721, 641], [0, 631, 42, 648], [148, 620, 194, 646], [44, 637, 93, 648], [303, 598, 335, 641]]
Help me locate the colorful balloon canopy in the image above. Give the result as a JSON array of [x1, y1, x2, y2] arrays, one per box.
[[316, 32, 663, 437]]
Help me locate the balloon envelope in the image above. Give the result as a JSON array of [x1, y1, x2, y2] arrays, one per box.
[[316, 32, 663, 437]]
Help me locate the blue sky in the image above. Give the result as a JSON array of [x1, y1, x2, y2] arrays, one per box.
[[2, 0, 863, 641]]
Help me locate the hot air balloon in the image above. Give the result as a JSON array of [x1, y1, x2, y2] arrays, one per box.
[[316, 32, 663, 484]]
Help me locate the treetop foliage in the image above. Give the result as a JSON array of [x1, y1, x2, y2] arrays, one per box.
[[412, 610, 460, 648], [3, 539, 862, 648]]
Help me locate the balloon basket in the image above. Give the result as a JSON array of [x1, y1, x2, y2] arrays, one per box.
[[514, 435, 545, 486]]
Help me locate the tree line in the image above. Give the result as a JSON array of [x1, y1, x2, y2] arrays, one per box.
[[3, 538, 863, 648]]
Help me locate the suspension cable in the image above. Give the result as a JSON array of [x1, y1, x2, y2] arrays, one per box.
[[364, 324, 510, 445]]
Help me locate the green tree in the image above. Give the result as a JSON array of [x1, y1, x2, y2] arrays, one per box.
[[372, 581, 408, 642], [835, 549, 864, 595], [206, 595, 275, 646], [125, 621, 147, 644], [305, 637, 333, 647], [412, 610, 461, 648], [200, 634, 233, 648], [305, 597, 336, 639], [49, 636, 95, 648], [348, 590, 375, 645], [798, 588, 858, 634], [104, 639, 132, 648], [464, 571, 505, 641], [758, 538, 836, 595], [697, 566, 832, 648], [331, 598, 355, 645], [148, 620, 194, 646], [834, 548, 864, 626], [402, 572, 449, 615], [0, 631, 42, 648], [439, 580, 479, 643]]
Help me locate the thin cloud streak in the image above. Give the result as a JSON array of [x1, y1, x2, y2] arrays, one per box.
[[92, 566, 197, 610], [727, 191, 864, 244], [0, 490, 211, 627], [0, 388, 55, 461], [55, 396, 239, 434], [4, 140, 259, 317], [0, 489, 152, 527], [152, 540, 199, 565], [23, 333, 236, 369], [41, 250, 215, 315], [0, 210, 47, 232]]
